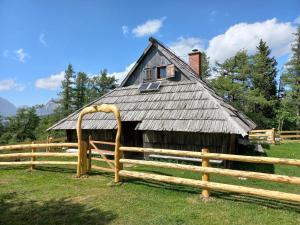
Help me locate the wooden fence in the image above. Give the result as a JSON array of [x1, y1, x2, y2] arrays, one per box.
[[2, 103, 300, 205], [111, 146, 300, 203], [249, 129, 300, 144], [0, 142, 78, 167], [278, 130, 300, 143], [2, 141, 300, 203], [249, 129, 276, 144]]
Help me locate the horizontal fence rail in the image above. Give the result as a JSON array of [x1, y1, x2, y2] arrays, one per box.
[[278, 130, 300, 143], [0, 143, 78, 169], [120, 159, 300, 185], [0, 152, 77, 159], [119, 146, 300, 166], [0, 143, 78, 151], [249, 129, 275, 144], [119, 170, 300, 203], [249, 129, 300, 144], [117, 146, 300, 203], [0, 161, 77, 166]]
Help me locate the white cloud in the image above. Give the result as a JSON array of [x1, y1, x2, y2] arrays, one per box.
[[294, 16, 300, 24], [108, 62, 136, 83], [39, 33, 47, 46], [3, 49, 29, 62], [122, 25, 128, 35], [132, 17, 166, 37], [169, 37, 205, 61], [206, 18, 295, 63], [35, 71, 65, 90], [0, 79, 25, 91], [14, 48, 29, 63]]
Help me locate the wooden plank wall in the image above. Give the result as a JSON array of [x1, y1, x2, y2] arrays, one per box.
[[124, 46, 186, 86], [143, 131, 231, 153]]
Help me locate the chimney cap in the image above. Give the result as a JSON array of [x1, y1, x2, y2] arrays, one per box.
[[188, 49, 201, 55]]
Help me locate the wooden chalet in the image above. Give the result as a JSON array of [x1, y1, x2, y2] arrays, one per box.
[[48, 37, 256, 160]]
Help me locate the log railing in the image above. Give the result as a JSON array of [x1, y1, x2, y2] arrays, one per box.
[[0, 143, 78, 167], [116, 146, 300, 203], [249, 129, 276, 144], [278, 130, 300, 143], [249, 129, 300, 144]]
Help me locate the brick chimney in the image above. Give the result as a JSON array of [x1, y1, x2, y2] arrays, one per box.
[[188, 49, 202, 77]]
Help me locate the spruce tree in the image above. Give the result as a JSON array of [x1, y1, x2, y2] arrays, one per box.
[[252, 39, 277, 101], [279, 26, 300, 129], [7, 107, 40, 143], [249, 39, 278, 127], [201, 52, 211, 79], [60, 64, 75, 116], [211, 50, 251, 111], [74, 72, 88, 110], [88, 70, 117, 102]]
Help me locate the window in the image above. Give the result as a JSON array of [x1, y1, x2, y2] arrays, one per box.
[[157, 66, 166, 79], [144, 68, 154, 81]]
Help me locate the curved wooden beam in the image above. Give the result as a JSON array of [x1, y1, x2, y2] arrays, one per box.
[[76, 104, 122, 179]]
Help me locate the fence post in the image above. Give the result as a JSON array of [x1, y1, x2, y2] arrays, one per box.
[[47, 136, 53, 152], [201, 148, 210, 199], [114, 144, 123, 183], [272, 128, 276, 144], [31, 141, 36, 170], [81, 141, 88, 175], [87, 135, 92, 173]]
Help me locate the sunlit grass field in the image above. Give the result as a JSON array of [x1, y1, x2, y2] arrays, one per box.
[[0, 143, 300, 225]]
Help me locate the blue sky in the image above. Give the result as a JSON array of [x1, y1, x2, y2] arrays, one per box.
[[0, 0, 300, 106]]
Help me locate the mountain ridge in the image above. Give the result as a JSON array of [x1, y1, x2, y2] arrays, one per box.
[[0, 97, 57, 117]]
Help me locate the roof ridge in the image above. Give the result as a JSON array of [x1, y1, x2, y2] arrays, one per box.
[[149, 37, 199, 79]]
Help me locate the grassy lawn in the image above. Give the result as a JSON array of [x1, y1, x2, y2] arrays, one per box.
[[1, 143, 300, 225]]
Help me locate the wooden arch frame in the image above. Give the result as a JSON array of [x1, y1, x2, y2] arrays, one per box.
[[76, 104, 122, 182]]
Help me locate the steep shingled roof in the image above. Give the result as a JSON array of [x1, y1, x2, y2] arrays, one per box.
[[48, 38, 256, 136]]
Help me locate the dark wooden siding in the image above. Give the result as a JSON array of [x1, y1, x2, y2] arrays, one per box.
[[67, 129, 116, 142], [142, 131, 231, 153], [124, 46, 188, 86], [67, 129, 232, 154]]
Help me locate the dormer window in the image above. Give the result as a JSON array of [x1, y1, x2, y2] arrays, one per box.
[[157, 66, 166, 79]]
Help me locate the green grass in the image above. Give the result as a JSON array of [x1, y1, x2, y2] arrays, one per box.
[[1, 144, 300, 225]]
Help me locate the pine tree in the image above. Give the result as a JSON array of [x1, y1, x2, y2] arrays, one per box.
[[211, 50, 251, 111], [252, 39, 277, 101], [249, 39, 278, 127], [60, 64, 75, 116], [7, 107, 40, 143], [87, 70, 117, 102], [74, 72, 88, 110], [201, 52, 211, 79], [279, 26, 300, 129]]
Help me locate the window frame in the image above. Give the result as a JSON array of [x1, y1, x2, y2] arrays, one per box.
[[156, 66, 167, 80]]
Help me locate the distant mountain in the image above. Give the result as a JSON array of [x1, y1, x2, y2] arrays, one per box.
[[0, 97, 17, 117], [36, 99, 58, 116], [0, 97, 58, 118]]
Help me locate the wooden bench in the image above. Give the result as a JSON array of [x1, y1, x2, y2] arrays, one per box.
[[149, 154, 223, 164]]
